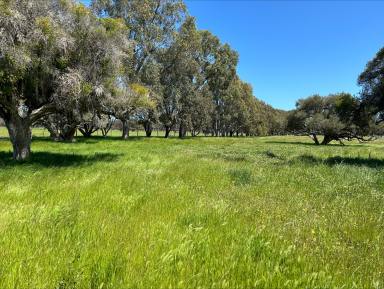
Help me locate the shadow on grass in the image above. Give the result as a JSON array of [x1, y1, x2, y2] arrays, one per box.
[[265, 141, 345, 147], [297, 154, 384, 168], [0, 151, 120, 168], [26, 135, 186, 144]]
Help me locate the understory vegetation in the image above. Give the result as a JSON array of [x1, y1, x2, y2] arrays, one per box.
[[0, 131, 383, 288]]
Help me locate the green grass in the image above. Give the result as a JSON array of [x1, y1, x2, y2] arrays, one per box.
[[0, 129, 383, 288]]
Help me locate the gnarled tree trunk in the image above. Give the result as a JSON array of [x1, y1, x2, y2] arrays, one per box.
[[79, 123, 98, 138], [43, 122, 60, 141], [59, 125, 77, 142], [5, 114, 32, 161]]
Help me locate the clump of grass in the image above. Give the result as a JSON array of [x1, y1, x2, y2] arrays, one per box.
[[229, 168, 253, 186]]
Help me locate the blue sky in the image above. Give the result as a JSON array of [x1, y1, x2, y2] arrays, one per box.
[[81, 0, 384, 110]]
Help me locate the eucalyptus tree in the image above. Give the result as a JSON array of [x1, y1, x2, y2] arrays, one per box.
[[0, 0, 129, 159], [92, 0, 187, 136], [156, 17, 202, 138], [92, 0, 186, 82], [206, 44, 239, 136], [358, 47, 384, 121]]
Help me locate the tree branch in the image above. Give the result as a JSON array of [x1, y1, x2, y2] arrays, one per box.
[[30, 103, 56, 124]]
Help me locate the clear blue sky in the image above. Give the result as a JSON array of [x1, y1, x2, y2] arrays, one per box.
[[82, 0, 384, 110]]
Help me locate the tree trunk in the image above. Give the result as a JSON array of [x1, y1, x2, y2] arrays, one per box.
[[179, 123, 186, 138], [164, 126, 171, 138], [59, 125, 77, 142], [44, 123, 60, 141], [79, 124, 97, 138], [101, 128, 108, 137], [5, 114, 32, 161], [143, 121, 153, 137], [310, 133, 320, 145], [122, 119, 129, 139], [321, 135, 332, 145]]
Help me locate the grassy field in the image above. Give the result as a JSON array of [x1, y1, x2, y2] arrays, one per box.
[[0, 129, 383, 288]]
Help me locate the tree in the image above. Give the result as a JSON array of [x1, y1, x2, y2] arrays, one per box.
[[92, 0, 186, 82], [78, 113, 100, 138], [157, 17, 201, 138], [0, 0, 129, 158], [135, 91, 158, 137], [99, 114, 116, 137], [287, 93, 370, 145], [358, 46, 384, 121], [207, 44, 239, 136], [0, 0, 67, 159], [103, 83, 154, 139]]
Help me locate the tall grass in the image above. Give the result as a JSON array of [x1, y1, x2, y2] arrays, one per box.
[[0, 131, 383, 288]]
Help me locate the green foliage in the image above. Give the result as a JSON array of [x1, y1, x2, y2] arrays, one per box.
[[100, 17, 127, 35], [359, 46, 384, 119], [0, 130, 383, 288], [288, 93, 371, 144]]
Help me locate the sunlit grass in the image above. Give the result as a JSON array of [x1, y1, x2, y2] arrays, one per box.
[[0, 129, 383, 288]]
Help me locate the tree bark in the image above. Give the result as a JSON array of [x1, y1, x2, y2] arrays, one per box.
[[164, 126, 171, 138], [310, 133, 320, 145], [143, 121, 153, 137], [5, 114, 32, 161], [179, 122, 186, 138], [321, 135, 332, 145], [79, 123, 98, 138], [101, 128, 110, 137], [43, 122, 60, 141], [59, 125, 77, 142], [122, 119, 129, 139]]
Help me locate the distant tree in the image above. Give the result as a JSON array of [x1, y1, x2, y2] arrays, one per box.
[[103, 83, 154, 139], [135, 91, 158, 137], [287, 93, 370, 145], [99, 114, 116, 137]]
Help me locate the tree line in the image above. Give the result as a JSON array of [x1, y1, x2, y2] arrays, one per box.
[[0, 0, 286, 160], [0, 0, 383, 160]]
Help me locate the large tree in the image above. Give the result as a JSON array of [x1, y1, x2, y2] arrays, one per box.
[[92, 0, 186, 82], [157, 17, 202, 138], [0, 0, 129, 159]]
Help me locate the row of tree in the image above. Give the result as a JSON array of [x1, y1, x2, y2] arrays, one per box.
[[0, 0, 286, 160], [0, 0, 383, 160]]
